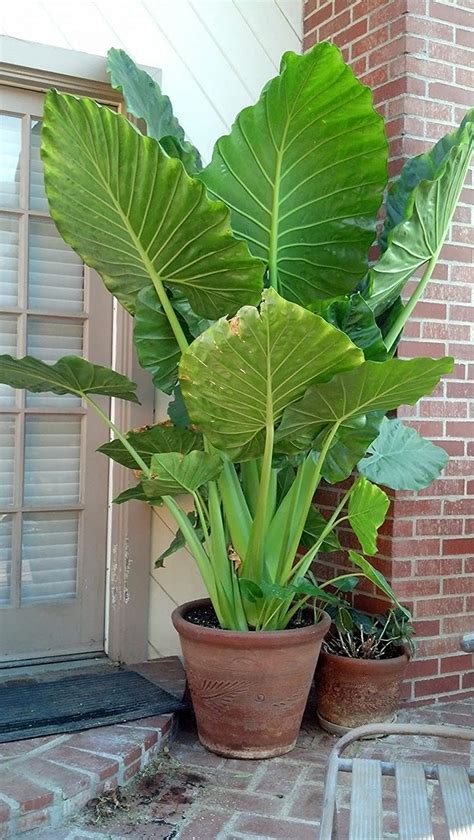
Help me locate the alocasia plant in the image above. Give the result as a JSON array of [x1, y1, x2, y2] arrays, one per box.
[[0, 44, 471, 631]]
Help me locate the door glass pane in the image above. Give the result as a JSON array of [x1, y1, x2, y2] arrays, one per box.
[[24, 416, 81, 505], [28, 218, 84, 312], [0, 214, 19, 307], [29, 119, 48, 212], [21, 512, 78, 603], [27, 317, 82, 407], [0, 515, 13, 606], [0, 114, 21, 209], [0, 417, 15, 507], [0, 314, 17, 407]]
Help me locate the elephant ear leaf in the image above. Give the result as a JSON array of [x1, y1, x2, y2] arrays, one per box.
[[312, 411, 384, 484], [348, 477, 389, 556], [317, 294, 388, 361], [367, 110, 474, 316], [358, 417, 449, 491], [133, 287, 181, 394], [98, 423, 203, 470], [41, 91, 263, 319], [107, 47, 201, 174], [179, 288, 364, 461], [0, 355, 139, 402], [142, 451, 223, 498], [348, 550, 410, 617], [277, 357, 454, 445], [199, 43, 387, 304]]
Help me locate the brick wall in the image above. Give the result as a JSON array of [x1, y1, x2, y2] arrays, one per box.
[[304, 0, 474, 703]]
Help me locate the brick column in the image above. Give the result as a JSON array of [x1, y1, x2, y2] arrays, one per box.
[[304, 0, 473, 703]]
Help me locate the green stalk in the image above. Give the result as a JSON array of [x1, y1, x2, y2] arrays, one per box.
[[240, 459, 260, 516], [162, 495, 221, 616], [384, 248, 442, 352], [286, 483, 354, 583], [242, 420, 274, 579], [278, 425, 340, 585], [85, 395, 151, 476], [218, 460, 252, 559]]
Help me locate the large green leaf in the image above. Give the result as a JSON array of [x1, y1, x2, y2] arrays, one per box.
[[347, 476, 389, 556], [154, 512, 204, 569], [358, 417, 449, 490], [179, 288, 364, 460], [98, 423, 203, 469], [41, 91, 263, 318], [0, 355, 139, 402], [277, 357, 453, 443], [312, 411, 384, 484], [314, 294, 388, 361], [133, 287, 181, 394], [348, 550, 409, 616], [142, 451, 223, 497], [107, 47, 201, 174], [301, 505, 341, 553], [367, 112, 474, 315], [199, 43, 387, 304]]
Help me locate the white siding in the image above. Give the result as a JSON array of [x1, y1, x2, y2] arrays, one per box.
[[0, 0, 303, 656]]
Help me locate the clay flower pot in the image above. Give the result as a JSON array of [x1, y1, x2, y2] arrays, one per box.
[[315, 648, 409, 735], [172, 598, 331, 759]]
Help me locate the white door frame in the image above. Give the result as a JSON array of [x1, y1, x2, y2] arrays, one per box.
[[0, 34, 155, 664]]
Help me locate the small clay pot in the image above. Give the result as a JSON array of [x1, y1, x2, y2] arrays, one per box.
[[172, 598, 331, 759], [315, 648, 409, 735]]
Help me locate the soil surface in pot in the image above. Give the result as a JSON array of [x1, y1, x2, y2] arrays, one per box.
[[184, 603, 314, 630]]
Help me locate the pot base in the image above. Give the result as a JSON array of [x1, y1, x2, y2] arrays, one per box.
[[199, 734, 297, 760], [317, 712, 396, 737]]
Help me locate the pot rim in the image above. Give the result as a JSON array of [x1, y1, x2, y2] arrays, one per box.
[[172, 597, 331, 648], [319, 646, 410, 668]]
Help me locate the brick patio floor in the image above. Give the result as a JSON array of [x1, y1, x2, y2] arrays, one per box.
[[30, 695, 473, 840]]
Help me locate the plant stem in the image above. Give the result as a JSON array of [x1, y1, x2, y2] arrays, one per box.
[[384, 247, 442, 352], [84, 396, 151, 476]]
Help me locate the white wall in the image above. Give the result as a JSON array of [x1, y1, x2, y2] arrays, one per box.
[[0, 0, 302, 656]]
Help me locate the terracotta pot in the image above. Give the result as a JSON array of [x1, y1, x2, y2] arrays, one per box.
[[315, 648, 409, 735], [172, 598, 331, 759]]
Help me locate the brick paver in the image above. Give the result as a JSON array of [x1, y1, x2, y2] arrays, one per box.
[[0, 658, 183, 838], [29, 697, 473, 840]]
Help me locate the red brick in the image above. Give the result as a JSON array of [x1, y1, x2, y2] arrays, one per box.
[[456, 27, 474, 48], [441, 653, 473, 674], [414, 674, 460, 698], [16, 809, 51, 833], [415, 596, 464, 618], [408, 15, 454, 41], [22, 757, 90, 800], [430, 0, 474, 28], [0, 772, 54, 813], [462, 671, 474, 690], [352, 26, 390, 59], [443, 615, 474, 634], [123, 758, 142, 782], [395, 579, 440, 597], [442, 538, 474, 556], [0, 801, 9, 824], [319, 9, 351, 40], [413, 619, 440, 637], [44, 745, 119, 781], [233, 814, 317, 839], [443, 577, 474, 595], [179, 810, 232, 840], [406, 658, 439, 678], [334, 19, 368, 48], [430, 78, 473, 105], [417, 637, 460, 657]]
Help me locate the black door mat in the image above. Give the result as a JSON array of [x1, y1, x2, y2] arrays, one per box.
[[0, 669, 186, 742]]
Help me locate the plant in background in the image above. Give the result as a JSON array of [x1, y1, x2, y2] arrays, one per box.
[[323, 604, 415, 661], [0, 44, 472, 632]]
